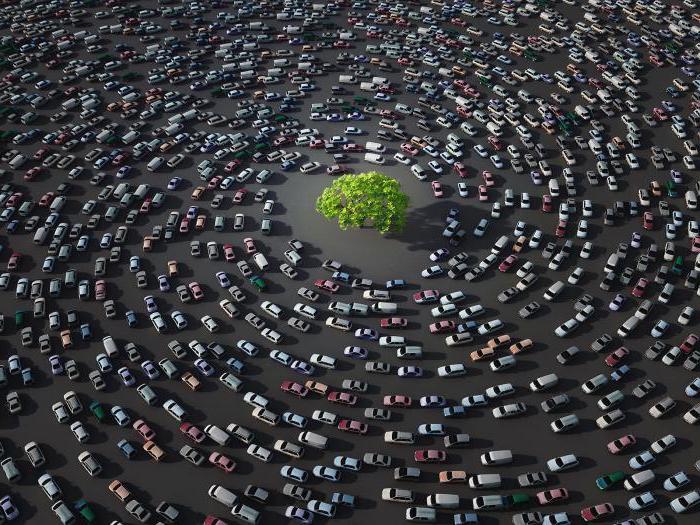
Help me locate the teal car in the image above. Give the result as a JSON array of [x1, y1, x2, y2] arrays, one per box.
[[596, 470, 626, 490]]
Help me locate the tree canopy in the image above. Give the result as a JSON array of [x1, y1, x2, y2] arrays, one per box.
[[315, 172, 409, 234]]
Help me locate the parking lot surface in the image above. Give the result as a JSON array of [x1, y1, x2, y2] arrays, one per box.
[[1, 0, 700, 524]]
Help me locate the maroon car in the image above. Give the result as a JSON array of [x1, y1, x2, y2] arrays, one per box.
[[414, 449, 446, 463], [580, 503, 614, 522], [209, 452, 236, 473], [413, 289, 439, 304], [338, 419, 367, 434], [327, 391, 357, 406], [314, 279, 339, 293], [179, 423, 205, 443], [380, 317, 408, 329], [383, 395, 412, 407], [280, 380, 308, 398], [133, 419, 156, 441], [95, 279, 107, 301]]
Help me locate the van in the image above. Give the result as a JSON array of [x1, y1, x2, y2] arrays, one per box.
[[370, 302, 398, 314], [617, 316, 640, 338], [208, 484, 238, 508], [426, 494, 459, 509], [365, 141, 386, 153], [204, 424, 230, 446], [468, 474, 502, 489], [604, 254, 619, 273], [33, 226, 49, 245], [253, 253, 269, 271], [472, 495, 507, 510], [364, 152, 385, 164], [226, 423, 255, 444], [406, 507, 437, 522], [51, 500, 76, 525], [231, 504, 260, 525], [102, 335, 119, 357], [298, 431, 328, 450], [543, 280, 565, 301], [1, 457, 21, 482]]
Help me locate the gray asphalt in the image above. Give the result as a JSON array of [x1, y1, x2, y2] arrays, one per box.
[[1, 2, 699, 525]]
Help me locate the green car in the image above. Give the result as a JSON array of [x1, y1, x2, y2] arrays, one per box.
[[509, 493, 530, 506], [89, 400, 107, 422], [74, 499, 96, 523], [249, 276, 266, 292], [672, 255, 684, 275], [596, 470, 626, 490], [666, 180, 678, 198], [14, 310, 26, 328]]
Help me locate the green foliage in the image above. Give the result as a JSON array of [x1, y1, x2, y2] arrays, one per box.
[[315, 172, 409, 234]]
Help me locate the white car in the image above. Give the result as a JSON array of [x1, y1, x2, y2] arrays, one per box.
[[546, 454, 578, 472]]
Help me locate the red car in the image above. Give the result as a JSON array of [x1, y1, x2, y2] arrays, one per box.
[[478, 185, 488, 201], [383, 395, 412, 407], [429, 320, 456, 334], [223, 244, 235, 262], [453, 162, 468, 178], [207, 175, 222, 189], [536, 488, 569, 505], [631, 278, 649, 298], [401, 143, 420, 156], [431, 181, 443, 198], [95, 280, 107, 301], [209, 452, 236, 473], [541, 194, 553, 212], [691, 237, 700, 254], [380, 317, 408, 329], [224, 160, 241, 172], [487, 136, 503, 151], [338, 419, 367, 434], [555, 220, 567, 238], [680, 333, 698, 354], [204, 516, 227, 525], [133, 419, 156, 441], [343, 143, 363, 152], [179, 217, 190, 233], [232, 189, 247, 203], [39, 192, 55, 207], [281, 380, 309, 398], [179, 422, 205, 443], [414, 449, 446, 463], [413, 289, 439, 304], [242, 237, 257, 254], [188, 282, 204, 301], [7, 252, 20, 271], [642, 211, 654, 230], [24, 166, 42, 181], [327, 391, 357, 405], [314, 279, 340, 293], [607, 434, 636, 454], [498, 254, 517, 272], [481, 170, 495, 187], [580, 503, 614, 522], [605, 346, 630, 367]]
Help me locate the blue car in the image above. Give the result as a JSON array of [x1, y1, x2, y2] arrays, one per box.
[[281, 160, 296, 171], [454, 513, 479, 524], [386, 279, 406, 289], [332, 271, 351, 283], [331, 492, 356, 507], [117, 439, 137, 459], [443, 405, 467, 418], [611, 365, 630, 382], [80, 323, 92, 340], [225, 357, 246, 375], [125, 310, 137, 328]]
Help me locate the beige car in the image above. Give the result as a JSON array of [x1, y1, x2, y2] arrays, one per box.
[[167, 260, 178, 277], [108, 480, 131, 502], [143, 440, 165, 462]]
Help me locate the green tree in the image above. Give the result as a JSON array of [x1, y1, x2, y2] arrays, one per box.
[[315, 172, 409, 234]]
